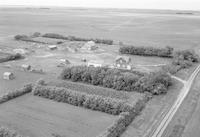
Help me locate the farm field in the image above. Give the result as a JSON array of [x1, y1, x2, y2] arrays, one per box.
[[0, 94, 117, 137], [1, 8, 200, 50]]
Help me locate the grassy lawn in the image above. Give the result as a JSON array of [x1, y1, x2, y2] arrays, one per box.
[[0, 94, 117, 137]]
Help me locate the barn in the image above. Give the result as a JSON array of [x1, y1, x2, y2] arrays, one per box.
[[115, 56, 131, 70], [81, 41, 98, 51]]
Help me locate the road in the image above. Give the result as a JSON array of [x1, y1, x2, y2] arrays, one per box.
[[147, 64, 200, 137]]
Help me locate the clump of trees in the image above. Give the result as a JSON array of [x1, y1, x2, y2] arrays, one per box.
[[60, 66, 172, 95], [14, 34, 29, 41], [0, 127, 24, 137], [42, 33, 114, 45], [163, 49, 199, 74], [119, 46, 174, 58]]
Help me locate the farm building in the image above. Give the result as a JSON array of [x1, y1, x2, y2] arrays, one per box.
[[81, 41, 98, 51], [87, 60, 103, 67], [115, 56, 132, 70], [48, 45, 57, 50], [60, 59, 71, 64], [3, 72, 14, 80], [21, 64, 31, 71]]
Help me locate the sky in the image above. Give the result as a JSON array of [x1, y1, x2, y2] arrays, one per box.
[[0, 0, 200, 10]]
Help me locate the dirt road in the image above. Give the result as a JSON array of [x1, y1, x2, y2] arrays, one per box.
[[148, 64, 200, 137]]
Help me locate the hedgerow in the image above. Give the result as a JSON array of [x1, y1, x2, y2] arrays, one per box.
[[0, 84, 32, 104], [97, 99, 145, 137], [60, 66, 172, 95], [32, 84, 134, 115], [119, 46, 174, 58], [0, 127, 24, 137], [0, 53, 22, 63], [42, 33, 113, 45]]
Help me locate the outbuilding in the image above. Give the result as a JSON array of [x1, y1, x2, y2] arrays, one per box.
[[48, 45, 57, 50], [21, 64, 31, 71], [3, 72, 14, 80], [81, 41, 98, 51]]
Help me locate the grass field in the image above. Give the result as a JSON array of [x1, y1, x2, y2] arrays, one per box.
[[0, 94, 117, 137]]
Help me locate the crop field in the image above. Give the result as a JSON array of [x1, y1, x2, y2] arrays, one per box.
[[1, 8, 200, 50], [0, 94, 117, 137]]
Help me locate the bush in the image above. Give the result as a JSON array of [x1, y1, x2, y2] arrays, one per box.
[[0, 84, 32, 104], [32, 85, 133, 115], [14, 34, 29, 40], [0, 127, 24, 137], [60, 66, 172, 95], [119, 46, 174, 58]]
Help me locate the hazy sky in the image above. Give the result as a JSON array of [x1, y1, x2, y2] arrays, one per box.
[[0, 0, 200, 10]]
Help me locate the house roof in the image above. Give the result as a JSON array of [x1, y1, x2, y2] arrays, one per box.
[[115, 56, 131, 62]]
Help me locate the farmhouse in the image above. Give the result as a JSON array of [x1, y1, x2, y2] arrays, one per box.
[[3, 72, 14, 80], [81, 41, 98, 51], [87, 60, 102, 67], [48, 45, 57, 50], [115, 56, 131, 70]]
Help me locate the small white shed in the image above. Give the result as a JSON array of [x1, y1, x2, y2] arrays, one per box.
[[3, 72, 14, 80], [48, 45, 57, 50]]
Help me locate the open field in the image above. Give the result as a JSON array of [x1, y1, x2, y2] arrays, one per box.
[[0, 94, 117, 137], [1, 8, 200, 50]]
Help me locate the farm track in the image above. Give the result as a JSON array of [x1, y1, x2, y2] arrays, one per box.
[[146, 64, 200, 137]]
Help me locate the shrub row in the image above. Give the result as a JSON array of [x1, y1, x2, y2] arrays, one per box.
[[119, 46, 174, 58], [14, 34, 47, 44], [42, 33, 113, 45], [60, 66, 172, 95], [32, 84, 133, 115], [97, 99, 145, 137], [0, 127, 24, 137], [0, 84, 32, 104], [0, 53, 22, 63]]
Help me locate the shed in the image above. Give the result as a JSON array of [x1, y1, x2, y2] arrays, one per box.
[[21, 64, 31, 71], [60, 59, 71, 64], [48, 45, 57, 50], [3, 72, 14, 80], [87, 60, 103, 67]]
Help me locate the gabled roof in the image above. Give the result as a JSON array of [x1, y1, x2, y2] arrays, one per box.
[[115, 56, 131, 62]]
